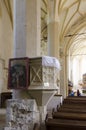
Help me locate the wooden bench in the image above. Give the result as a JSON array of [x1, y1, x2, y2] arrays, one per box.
[[45, 97, 86, 130], [63, 97, 86, 103], [45, 118, 86, 130], [67, 96, 86, 99], [63, 100, 86, 105], [52, 111, 86, 120], [57, 107, 86, 113], [63, 97, 86, 101], [60, 103, 86, 109]]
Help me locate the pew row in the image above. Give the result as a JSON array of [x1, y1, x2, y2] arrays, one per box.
[[63, 99, 86, 104], [59, 104, 86, 109], [52, 111, 86, 120], [46, 96, 86, 130], [45, 118, 86, 130], [67, 96, 86, 100], [57, 107, 86, 113]]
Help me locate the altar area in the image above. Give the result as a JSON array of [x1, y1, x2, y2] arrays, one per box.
[[78, 73, 86, 96]]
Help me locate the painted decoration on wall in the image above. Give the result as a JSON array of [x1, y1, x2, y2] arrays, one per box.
[[8, 57, 29, 89]]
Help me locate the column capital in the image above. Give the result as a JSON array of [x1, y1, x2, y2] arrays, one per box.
[[47, 0, 59, 24]]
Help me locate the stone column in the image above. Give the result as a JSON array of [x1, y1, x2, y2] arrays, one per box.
[[12, 1, 59, 130], [60, 55, 67, 98], [13, 0, 41, 58], [48, 21, 59, 57], [13, 0, 27, 57], [12, 0, 47, 129], [13, 0, 41, 98], [13, 0, 27, 99], [47, 0, 60, 96], [47, 0, 60, 58], [26, 0, 41, 57]]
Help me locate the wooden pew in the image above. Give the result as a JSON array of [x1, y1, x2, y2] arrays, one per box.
[[47, 96, 86, 129], [64, 97, 86, 101], [45, 97, 86, 130], [56, 101, 86, 114], [60, 103, 86, 109], [52, 111, 86, 120], [45, 118, 86, 130], [63, 99, 86, 104], [67, 96, 86, 99], [63, 101, 86, 105], [57, 107, 86, 113]]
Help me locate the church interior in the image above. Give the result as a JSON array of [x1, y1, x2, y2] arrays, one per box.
[[0, 0, 86, 130]]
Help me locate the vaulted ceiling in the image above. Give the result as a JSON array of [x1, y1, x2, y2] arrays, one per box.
[[0, 0, 13, 27], [0, 0, 86, 56], [41, 0, 86, 56]]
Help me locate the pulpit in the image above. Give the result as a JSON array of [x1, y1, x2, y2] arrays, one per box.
[[6, 56, 61, 130]]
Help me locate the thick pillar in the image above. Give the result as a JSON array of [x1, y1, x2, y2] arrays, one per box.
[[13, 1, 47, 129], [13, 0, 41, 58], [47, 0, 60, 58], [13, 0, 27, 99], [60, 55, 67, 98], [26, 0, 41, 57], [12, 1, 60, 130], [47, 21, 60, 95], [13, 0, 26, 57], [13, 0, 41, 98], [47, 0, 60, 96], [48, 21, 59, 57]]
